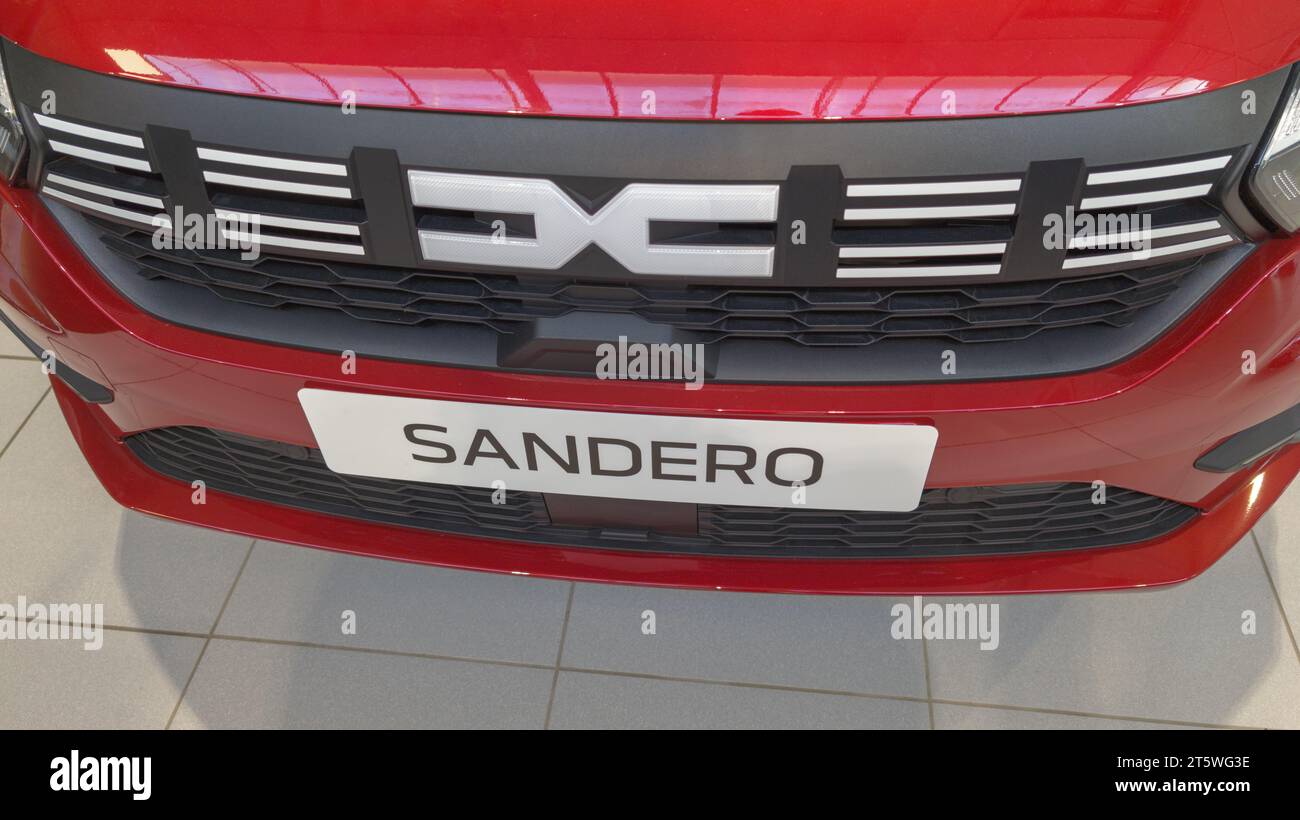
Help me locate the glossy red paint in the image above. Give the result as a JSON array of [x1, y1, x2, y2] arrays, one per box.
[[3, 172, 1300, 593], [49, 377, 1300, 595], [3, 1, 1300, 120]]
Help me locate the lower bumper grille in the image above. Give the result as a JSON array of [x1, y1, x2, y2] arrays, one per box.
[[125, 426, 1198, 558]]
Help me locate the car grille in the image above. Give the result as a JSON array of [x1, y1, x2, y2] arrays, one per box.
[[93, 217, 1203, 347], [32, 113, 1242, 280], [35, 109, 1245, 348], [125, 426, 1199, 558], [14, 41, 1279, 380]]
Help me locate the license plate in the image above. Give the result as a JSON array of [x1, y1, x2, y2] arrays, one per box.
[[298, 389, 938, 512]]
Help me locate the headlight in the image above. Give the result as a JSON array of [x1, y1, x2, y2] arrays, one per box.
[[0, 43, 28, 183], [1248, 68, 1300, 233]]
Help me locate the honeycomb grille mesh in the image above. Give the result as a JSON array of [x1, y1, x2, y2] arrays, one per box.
[[95, 219, 1201, 348], [125, 426, 1199, 558]]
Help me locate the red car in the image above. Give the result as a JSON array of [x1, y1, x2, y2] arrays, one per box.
[[2, 1, 1299, 594]]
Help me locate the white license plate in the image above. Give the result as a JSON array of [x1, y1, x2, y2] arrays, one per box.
[[298, 389, 938, 512]]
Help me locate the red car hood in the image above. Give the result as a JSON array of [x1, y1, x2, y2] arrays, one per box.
[[3, 0, 1299, 120]]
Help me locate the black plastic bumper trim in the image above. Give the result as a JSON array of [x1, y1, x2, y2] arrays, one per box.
[[0, 309, 114, 404], [1195, 403, 1300, 472], [44, 201, 1257, 385], [124, 425, 1200, 559]]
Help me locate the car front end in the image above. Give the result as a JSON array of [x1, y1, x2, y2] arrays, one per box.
[[3, 1, 1300, 593]]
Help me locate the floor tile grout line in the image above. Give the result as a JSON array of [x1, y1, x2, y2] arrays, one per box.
[[7, 610, 1266, 729], [920, 634, 935, 729], [557, 666, 932, 704], [21, 617, 562, 672], [543, 583, 576, 730], [0, 387, 50, 464], [556, 667, 1265, 728], [1250, 529, 1300, 666], [203, 632, 559, 671], [207, 540, 259, 636], [163, 539, 257, 730], [926, 698, 1263, 730]]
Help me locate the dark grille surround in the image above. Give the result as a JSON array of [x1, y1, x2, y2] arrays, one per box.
[[125, 426, 1200, 558], [9, 39, 1289, 382]]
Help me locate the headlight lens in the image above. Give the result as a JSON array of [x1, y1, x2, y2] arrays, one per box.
[[1249, 69, 1300, 233], [0, 45, 28, 183]]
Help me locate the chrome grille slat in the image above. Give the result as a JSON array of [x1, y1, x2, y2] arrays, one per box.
[[1066, 219, 1222, 249], [46, 140, 152, 172], [213, 209, 361, 236], [1080, 183, 1213, 210], [1085, 154, 1232, 185], [201, 170, 352, 199], [196, 146, 348, 177], [45, 188, 169, 228], [34, 113, 145, 149], [1062, 234, 1235, 269], [838, 242, 1008, 258], [837, 174, 1022, 277], [842, 203, 1017, 220], [44, 172, 164, 209]]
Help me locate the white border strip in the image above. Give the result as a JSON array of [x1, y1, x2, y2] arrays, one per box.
[[44, 187, 169, 228], [843, 204, 1017, 220], [221, 229, 364, 256], [204, 171, 352, 199], [1086, 155, 1232, 186], [846, 179, 1021, 197], [1079, 184, 1213, 210], [198, 147, 348, 177], [215, 209, 361, 236], [45, 173, 164, 209], [34, 114, 144, 148], [48, 140, 152, 172], [1062, 234, 1234, 268], [838, 242, 1007, 258], [836, 263, 1002, 279]]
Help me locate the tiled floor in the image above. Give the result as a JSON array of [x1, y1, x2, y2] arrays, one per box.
[[1, 353, 1299, 728]]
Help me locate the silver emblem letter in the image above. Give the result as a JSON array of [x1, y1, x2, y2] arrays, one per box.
[[407, 170, 778, 277]]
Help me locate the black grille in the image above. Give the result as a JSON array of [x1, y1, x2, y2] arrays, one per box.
[[125, 426, 1199, 558], [95, 218, 1201, 348]]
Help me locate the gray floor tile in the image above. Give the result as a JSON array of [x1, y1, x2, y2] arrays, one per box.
[[0, 361, 48, 449], [216, 541, 571, 664], [170, 639, 553, 728], [0, 325, 36, 358], [0, 400, 253, 633], [561, 583, 926, 697], [1252, 478, 1300, 638], [933, 704, 1207, 729], [0, 629, 202, 728], [550, 671, 928, 729], [925, 537, 1300, 728]]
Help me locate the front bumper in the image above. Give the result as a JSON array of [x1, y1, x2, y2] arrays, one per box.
[[4, 180, 1300, 594]]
